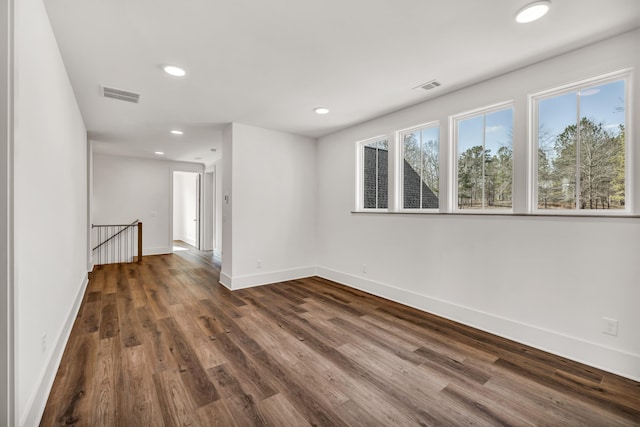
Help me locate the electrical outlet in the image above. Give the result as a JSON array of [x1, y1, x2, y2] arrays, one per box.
[[41, 333, 47, 354], [257, 259, 262, 269], [602, 317, 618, 336], [362, 264, 367, 273]]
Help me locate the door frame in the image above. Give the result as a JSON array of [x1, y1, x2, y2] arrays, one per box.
[[169, 169, 204, 251]]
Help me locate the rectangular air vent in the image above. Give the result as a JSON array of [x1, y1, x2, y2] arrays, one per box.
[[101, 86, 140, 103], [414, 80, 442, 91]]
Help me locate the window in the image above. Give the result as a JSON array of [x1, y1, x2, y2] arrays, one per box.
[[400, 124, 439, 209], [352, 71, 632, 217], [534, 74, 627, 211], [454, 105, 514, 210], [359, 137, 389, 210]]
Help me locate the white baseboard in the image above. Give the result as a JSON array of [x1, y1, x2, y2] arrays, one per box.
[[316, 266, 640, 382], [22, 272, 89, 426], [220, 266, 317, 290], [143, 246, 172, 256], [173, 237, 196, 248], [219, 271, 232, 290]]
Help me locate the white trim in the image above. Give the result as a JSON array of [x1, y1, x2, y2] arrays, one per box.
[[450, 100, 515, 123], [529, 68, 632, 101], [143, 246, 172, 256], [626, 69, 635, 214], [21, 273, 89, 427], [219, 271, 232, 289], [316, 266, 640, 382], [220, 266, 317, 290], [170, 169, 204, 251], [177, 237, 197, 247]]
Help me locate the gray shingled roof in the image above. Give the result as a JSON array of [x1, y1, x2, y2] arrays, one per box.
[[364, 146, 438, 209]]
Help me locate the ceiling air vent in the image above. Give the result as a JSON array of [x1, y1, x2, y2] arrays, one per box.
[[414, 80, 442, 91], [101, 86, 141, 103]]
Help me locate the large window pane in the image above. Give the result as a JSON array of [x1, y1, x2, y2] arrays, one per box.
[[457, 116, 483, 209], [485, 109, 513, 209], [402, 125, 439, 209], [538, 92, 577, 209], [362, 138, 388, 209], [457, 108, 513, 210], [537, 80, 625, 210], [579, 80, 625, 210]]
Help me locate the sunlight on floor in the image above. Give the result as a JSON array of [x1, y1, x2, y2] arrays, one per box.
[[173, 246, 188, 252]]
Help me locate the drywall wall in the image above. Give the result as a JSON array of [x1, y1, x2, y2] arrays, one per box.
[[316, 30, 640, 380], [92, 152, 203, 256], [201, 171, 214, 251], [13, 0, 89, 423], [214, 162, 222, 258], [207, 160, 223, 257], [220, 123, 317, 289], [0, 0, 13, 423], [220, 125, 233, 279], [172, 171, 199, 247]]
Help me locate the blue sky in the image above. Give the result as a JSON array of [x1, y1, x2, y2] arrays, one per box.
[[421, 126, 439, 145], [539, 79, 625, 143], [457, 79, 624, 156], [458, 108, 513, 156]]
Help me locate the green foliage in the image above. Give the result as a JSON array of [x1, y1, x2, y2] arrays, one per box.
[[539, 118, 624, 209], [458, 145, 512, 208], [458, 145, 513, 207]]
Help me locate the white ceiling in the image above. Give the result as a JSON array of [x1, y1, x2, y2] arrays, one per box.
[[43, 0, 640, 166]]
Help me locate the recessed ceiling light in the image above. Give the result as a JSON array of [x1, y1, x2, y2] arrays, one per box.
[[170, 129, 183, 135], [155, 151, 165, 155], [163, 65, 186, 77], [314, 107, 330, 115], [516, 1, 550, 23]]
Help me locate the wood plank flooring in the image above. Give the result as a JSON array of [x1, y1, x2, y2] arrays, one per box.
[[41, 242, 640, 426]]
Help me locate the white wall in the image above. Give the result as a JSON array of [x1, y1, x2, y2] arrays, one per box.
[[220, 123, 317, 289], [316, 30, 640, 381], [221, 125, 233, 278], [92, 152, 203, 256], [13, 0, 89, 423], [172, 171, 198, 247], [0, 0, 13, 423], [207, 161, 223, 258], [214, 162, 222, 258], [201, 170, 214, 251]]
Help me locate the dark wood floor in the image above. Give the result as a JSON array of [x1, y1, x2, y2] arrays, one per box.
[[41, 242, 640, 426]]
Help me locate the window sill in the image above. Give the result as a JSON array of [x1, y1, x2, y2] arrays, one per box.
[[351, 210, 640, 219]]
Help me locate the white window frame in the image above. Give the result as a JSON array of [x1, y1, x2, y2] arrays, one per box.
[[450, 101, 515, 213], [355, 135, 390, 212], [397, 121, 440, 212], [529, 69, 632, 216]]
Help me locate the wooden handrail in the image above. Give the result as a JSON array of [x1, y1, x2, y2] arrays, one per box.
[[92, 219, 139, 251]]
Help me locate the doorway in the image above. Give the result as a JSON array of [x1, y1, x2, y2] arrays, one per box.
[[172, 171, 201, 250]]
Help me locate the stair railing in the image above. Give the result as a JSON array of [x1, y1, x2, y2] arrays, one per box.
[[92, 219, 143, 265]]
